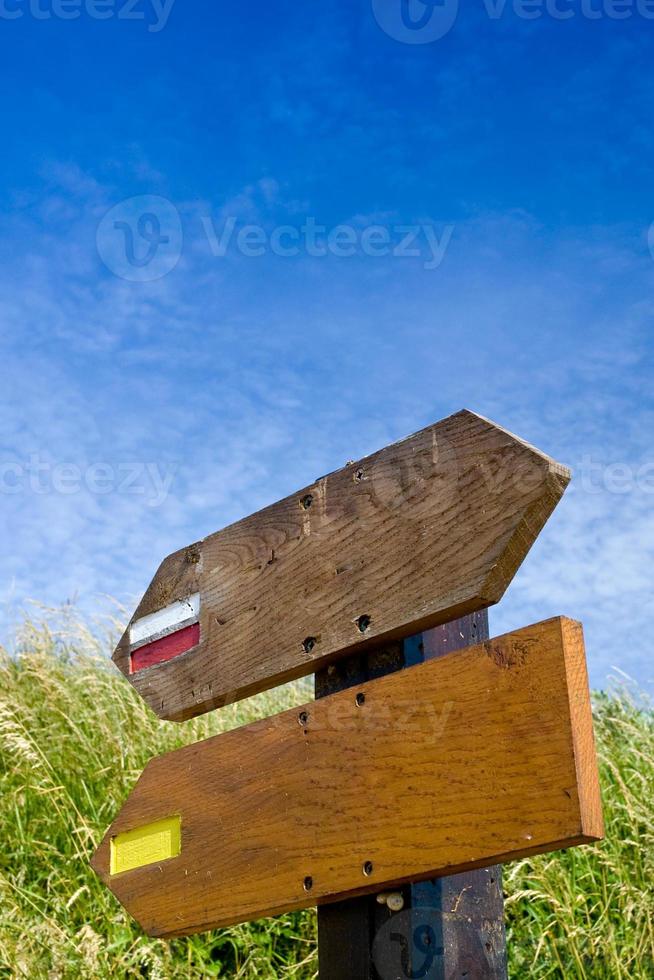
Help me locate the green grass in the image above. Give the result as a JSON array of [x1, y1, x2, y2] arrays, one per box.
[[504, 688, 654, 978], [0, 609, 651, 978]]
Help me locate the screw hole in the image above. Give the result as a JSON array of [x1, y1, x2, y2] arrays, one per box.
[[356, 614, 371, 633], [300, 494, 313, 509], [355, 692, 366, 707], [362, 861, 374, 877], [303, 876, 313, 891], [303, 636, 316, 653], [298, 710, 309, 727]]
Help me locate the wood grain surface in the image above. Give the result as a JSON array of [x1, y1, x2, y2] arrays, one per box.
[[316, 610, 508, 980], [92, 617, 603, 938], [114, 410, 571, 720]]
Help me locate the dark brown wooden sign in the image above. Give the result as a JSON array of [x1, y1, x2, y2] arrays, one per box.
[[92, 617, 603, 938], [114, 410, 570, 721]]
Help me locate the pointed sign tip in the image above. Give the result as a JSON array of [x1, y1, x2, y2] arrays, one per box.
[[112, 411, 573, 719]]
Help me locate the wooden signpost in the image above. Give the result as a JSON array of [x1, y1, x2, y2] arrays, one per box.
[[93, 410, 603, 977], [93, 616, 601, 938], [113, 410, 569, 721]]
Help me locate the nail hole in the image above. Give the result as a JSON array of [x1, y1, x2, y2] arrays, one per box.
[[298, 710, 309, 727], [356, 614, 371, 633], [303, 636, 316, 653], [355, 692, 366, 707], [354, 468, 364, 482], [300, 494, 313, 509], [363, 861, 374, 876], [303, 876, 313, 891]]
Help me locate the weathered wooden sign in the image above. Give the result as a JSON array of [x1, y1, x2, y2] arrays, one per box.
[[114, 410, 570, 721], [92, 617, 603, 938]]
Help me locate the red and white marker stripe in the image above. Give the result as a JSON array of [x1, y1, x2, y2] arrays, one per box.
[[129, 593, 201, 673]]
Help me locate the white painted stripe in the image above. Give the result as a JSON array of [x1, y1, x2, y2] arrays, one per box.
[[130, 615, 198, 651], [130, 593, 200, 647]]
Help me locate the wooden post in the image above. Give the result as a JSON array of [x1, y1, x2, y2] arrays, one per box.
[[409, 610, 507, 979], [315, 610, 508, 980], [315, 641, 409, 980]]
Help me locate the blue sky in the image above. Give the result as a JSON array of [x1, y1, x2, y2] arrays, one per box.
[[1, 1, 653, 693]]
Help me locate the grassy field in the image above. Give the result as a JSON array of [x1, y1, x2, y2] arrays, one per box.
[[0, 610, 651, 978]]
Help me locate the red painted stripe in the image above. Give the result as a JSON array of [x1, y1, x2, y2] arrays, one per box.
[[130, 622, 200, 673]]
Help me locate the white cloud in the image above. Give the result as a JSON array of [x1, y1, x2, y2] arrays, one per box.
[[1, 163, 652, 693]]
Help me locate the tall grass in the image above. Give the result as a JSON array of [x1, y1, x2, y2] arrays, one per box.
[[0, 610, 316, 979], [505, 688, 654, 978], [0, 610, 651, 978]]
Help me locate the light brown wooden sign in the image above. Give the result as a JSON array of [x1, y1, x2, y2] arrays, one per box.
[[93, 617, 603, 938], [114, 410, 570, 721]]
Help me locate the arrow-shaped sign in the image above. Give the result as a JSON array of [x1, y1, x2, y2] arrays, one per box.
[[93, 617, 603, 938], [114, 410, 570, 721]]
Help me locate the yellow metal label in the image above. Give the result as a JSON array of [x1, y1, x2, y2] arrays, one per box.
[[110, 815, 181, 875]]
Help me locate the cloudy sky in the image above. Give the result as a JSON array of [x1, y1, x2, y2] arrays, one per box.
[[1, 1, 652, 693]]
